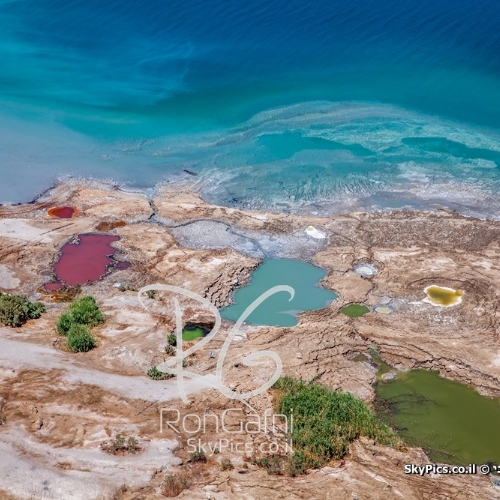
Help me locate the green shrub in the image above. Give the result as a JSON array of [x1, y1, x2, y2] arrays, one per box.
[[67, 324, 96, 352], [287, 452, 307, 477], [127, 437, 140, 454], [164, 344, 176, 356], [167, 333, 177, 347], [100, 434, 141, 455], [56, 312, 73, 335], [0, 293, 45, 327], [189, 447, 207, 463], [221, 458, 234, 471], [69, 296, 104, 327], [147, 366, 174, 380], [55, 295, 103, 352], [273, 376, 403, 471], [161, 474, 190, 497], [252, 456, 284, 475]]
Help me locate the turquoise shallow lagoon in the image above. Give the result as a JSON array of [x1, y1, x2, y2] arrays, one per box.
[[220, 259, 337, 327]]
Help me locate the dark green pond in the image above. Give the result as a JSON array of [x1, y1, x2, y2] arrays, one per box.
[[340, 304, 370, 318], [375, 369, 500, 465], [220, 258, 337, 327]]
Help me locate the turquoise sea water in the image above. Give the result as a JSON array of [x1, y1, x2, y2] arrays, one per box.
[[1, 0, 500, 216], [220, 259, 337, 326]]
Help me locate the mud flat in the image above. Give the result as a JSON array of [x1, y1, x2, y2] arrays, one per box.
[[1, 180, 500, 499]]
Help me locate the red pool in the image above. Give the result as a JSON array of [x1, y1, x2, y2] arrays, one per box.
[[48, 206, 76, 219], [52, 234, 121, 286]]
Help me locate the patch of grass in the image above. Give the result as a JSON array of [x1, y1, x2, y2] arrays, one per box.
[[0, 293, 45, 327], [161, 474, 190, 497], [272, 376, 403, 471], [66, 324, 96, 352], [147, 366, 174, 380]]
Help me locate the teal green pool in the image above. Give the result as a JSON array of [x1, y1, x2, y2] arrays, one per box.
[[375, 369, 500, 465], [220, 259, 337, 327]]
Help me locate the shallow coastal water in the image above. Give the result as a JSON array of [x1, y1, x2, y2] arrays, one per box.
[[1, 1, 500, 216], [375, 370, 500, 465], [221, 259, 337, 327]]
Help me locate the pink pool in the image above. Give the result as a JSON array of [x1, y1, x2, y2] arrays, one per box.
[[49, 234, 125, 286]]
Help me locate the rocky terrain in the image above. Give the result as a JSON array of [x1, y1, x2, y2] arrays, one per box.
[[1, 180, 500, 499]]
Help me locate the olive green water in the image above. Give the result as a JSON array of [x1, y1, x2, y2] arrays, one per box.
[[340, 304, 370, 318], [220, 259, 337, 327], [375, 369, 500, 465], [424, 285, 464, 306], [181, 327, 205, 341]]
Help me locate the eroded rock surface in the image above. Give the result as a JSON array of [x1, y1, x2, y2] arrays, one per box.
[[1, 180, 499, 499]]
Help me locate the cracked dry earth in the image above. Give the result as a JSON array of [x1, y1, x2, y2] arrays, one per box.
[[1, 180, 500, 499]]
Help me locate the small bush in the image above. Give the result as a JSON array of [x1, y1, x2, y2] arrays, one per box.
[[69, 296, 104, 327], [164, 344, 176, 356], [287, 452, 307, 477], [252, 456, 284, 475], [101, 434, 141, 455], [146, 290, 156, 299], [147, 366, 174, 380], [127, 437, 139, 454], [55, 295, 103, 352], [167, 333, 177, 347], [56, 312, 73, 335], [161, 474, 189, 497], [67, 324, 96, 352], [221, 458, 234, 471], [0, 293, 45, 327], [190, 447, 207, 463]]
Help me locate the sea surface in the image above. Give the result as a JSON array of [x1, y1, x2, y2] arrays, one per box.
[[1, 0, 500, 216]]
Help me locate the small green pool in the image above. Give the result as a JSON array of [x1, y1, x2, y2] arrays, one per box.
[[220, 258, 337, 327], [375, 369, 500, 465], [182, 327, 205, 341], [340, 304, 370, 318]]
